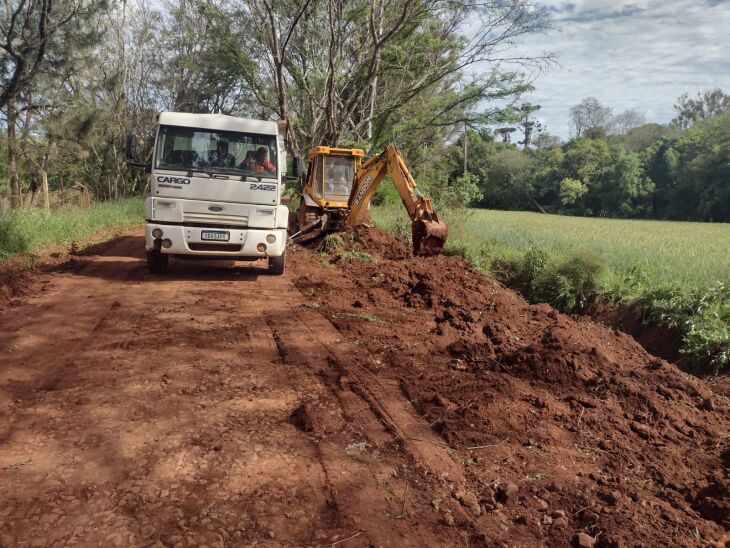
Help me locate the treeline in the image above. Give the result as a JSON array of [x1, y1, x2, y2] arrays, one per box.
[[0, 0, 549, 207], [410, 91, 730, 222]]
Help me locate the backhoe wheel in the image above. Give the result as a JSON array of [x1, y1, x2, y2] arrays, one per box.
[[268, 249, 286, 275], [147, 250, 169, 274]]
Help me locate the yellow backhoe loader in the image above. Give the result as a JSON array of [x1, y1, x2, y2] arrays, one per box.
[[291, 145, 448, 256]]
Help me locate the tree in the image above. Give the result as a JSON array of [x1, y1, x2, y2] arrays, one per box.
[[648, 113, 730, 221], [613, 109, 645, 135], [210, 0, 550, 153], [569, 97, 612, 138], [616, 123, 678, 152], [559, 177, 587, 206], [673, 89, 730, 129], [482, 147, 539, 211], [532, 132, 561, 150], [1, 0, 108, 208], [517, 103, 542, 149]]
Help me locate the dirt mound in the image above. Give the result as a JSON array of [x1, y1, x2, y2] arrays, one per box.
[[292, 227, 730, 547], [351, 225, 412, 260]]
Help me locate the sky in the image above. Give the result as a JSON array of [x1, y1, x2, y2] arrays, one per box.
[[510, 0, 730, 139]]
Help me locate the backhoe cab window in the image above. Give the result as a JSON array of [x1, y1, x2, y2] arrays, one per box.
[[323, 157, 355, 199], [312, 156, 324, 199], [155, 125, 277, 178]]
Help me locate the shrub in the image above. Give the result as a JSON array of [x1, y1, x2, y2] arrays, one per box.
[[536, 252, 605, 312], [491, 248, 604, 313], [639, 282, 730, 373], [391, 217, 412, 246]]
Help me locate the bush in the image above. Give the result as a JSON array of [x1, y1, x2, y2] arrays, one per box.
[[427, 172, 482, 210], [492, 248, 604, 313], [639, 282, 730, 373], [536, 252, 605, 312]]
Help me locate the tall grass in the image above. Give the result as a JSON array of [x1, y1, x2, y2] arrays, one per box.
[[0, 198, 143, 260], [372, 205, 730, 373]]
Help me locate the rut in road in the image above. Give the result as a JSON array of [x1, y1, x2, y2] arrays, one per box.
[[0, 232, 470, 547]]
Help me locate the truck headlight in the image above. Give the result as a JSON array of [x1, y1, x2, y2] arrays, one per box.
[[257, 243, 266, 252], [266, 234, 276, 244], [152, 228, 163, 239]]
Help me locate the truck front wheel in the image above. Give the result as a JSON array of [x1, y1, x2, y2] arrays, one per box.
[[268, 249, 286, 275], [147, 250, 169, 274]]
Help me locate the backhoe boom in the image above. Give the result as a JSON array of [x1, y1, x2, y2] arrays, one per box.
[[347, 145, 448, 256]]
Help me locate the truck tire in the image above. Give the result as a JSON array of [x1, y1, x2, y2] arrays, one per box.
[[268, 249, 286, 275], [147, 250, 169, 274]]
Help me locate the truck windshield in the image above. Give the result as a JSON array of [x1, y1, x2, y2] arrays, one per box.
[[155, 125, 278, 178]]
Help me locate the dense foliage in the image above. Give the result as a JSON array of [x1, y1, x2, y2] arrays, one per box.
[[1, 0, 548, 205], [401, 105, 730, 222]]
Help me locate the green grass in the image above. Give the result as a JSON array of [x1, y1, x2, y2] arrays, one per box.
[[372, 205, 730, 373], [374, 206, 730, 292], [0, 197, 144, 260]]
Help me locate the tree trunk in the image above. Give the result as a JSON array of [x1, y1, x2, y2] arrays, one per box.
[[41, 170, 50, 210], [7, 96, 21, 209]]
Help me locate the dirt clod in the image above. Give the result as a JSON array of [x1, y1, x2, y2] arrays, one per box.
[[455, 489, 481, 516], [575, 532, 596, 548]]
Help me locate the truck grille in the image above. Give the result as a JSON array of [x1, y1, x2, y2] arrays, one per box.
[[188, 243, 243, 252], [183, 212, 248, 226]]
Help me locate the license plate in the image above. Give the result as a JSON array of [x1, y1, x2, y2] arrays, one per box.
[[201, 230, 230, 242]]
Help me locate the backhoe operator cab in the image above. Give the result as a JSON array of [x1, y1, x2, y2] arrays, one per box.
[[140, 112, 289, 275], [298, 147, 364, 232]]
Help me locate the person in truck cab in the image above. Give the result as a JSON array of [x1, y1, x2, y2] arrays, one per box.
[[208, 140, 236, 168], [246, 147, 275, 174]]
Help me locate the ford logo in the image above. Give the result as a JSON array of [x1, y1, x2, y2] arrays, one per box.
[[208, 205, 223, 212]]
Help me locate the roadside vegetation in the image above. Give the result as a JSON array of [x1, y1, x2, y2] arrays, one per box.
[[373, 205, 730, 374], [0, 198, 143, 260]]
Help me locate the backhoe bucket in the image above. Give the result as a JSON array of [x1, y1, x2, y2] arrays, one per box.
[[412, 219, 448, 256]]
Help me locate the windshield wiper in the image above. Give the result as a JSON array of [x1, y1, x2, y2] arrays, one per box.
[[159, 164, 276, 182]]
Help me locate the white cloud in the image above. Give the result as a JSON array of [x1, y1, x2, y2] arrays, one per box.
[[497, 0, 730, 139]]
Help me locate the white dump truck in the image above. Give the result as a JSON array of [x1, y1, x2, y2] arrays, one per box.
[[127, 112, 292, 275]]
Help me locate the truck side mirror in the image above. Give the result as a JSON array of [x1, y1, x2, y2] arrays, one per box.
[[292, 156, 304, 178], [125, 134, 137, 160]]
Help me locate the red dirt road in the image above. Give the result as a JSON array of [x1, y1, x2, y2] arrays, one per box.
[[1, 228, 729, 547]]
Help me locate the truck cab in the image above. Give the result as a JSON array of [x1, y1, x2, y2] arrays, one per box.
[[141, 113, 290, 274]]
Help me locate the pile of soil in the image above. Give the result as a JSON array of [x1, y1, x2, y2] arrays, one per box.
[[291, 227, 730, 547]]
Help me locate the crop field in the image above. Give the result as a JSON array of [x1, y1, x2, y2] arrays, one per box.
[[374, 206, 730, 292]]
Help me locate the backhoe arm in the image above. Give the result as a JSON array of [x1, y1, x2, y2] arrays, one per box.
[[347, 145, 448, 256]]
